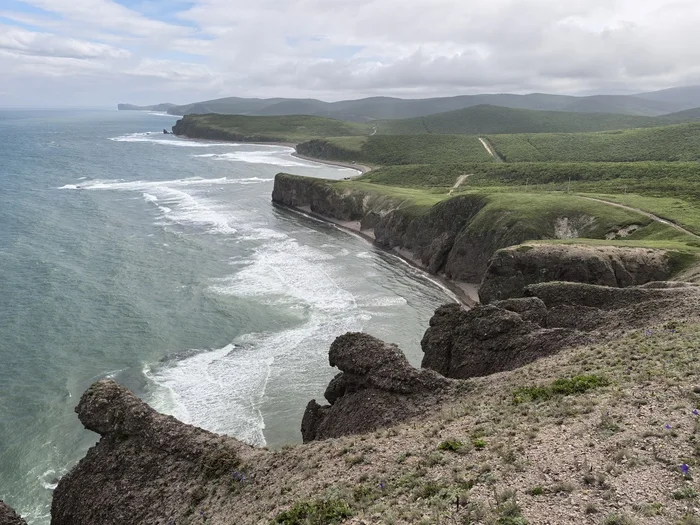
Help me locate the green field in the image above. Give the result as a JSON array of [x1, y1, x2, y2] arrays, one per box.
[[487, 122, 700, 162]]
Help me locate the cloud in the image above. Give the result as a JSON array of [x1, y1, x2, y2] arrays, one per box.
[[2, 0, 700, 106]]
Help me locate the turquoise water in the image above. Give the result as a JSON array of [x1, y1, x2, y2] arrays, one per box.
[[0, 110, 454, 523]]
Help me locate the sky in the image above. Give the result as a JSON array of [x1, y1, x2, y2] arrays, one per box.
[[1, 0, 699, 107]]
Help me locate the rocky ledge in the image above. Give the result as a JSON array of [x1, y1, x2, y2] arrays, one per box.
[[0, 501, 27, 525], [301, 332, 455, 443]]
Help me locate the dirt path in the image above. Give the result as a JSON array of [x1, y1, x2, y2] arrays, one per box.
[[479, 137, 503, 162], [579, 196, 700, 240], [448, 174, 470, 195]]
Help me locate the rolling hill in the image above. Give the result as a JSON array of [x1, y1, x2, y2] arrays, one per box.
[[121, 85, 700, 121]]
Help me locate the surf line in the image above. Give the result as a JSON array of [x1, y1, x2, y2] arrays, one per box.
[[275, 203, 474, 307]]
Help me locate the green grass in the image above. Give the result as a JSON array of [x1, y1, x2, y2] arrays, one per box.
[[580, 194, 700, 236], [487, 123, 700, 162], [172, 113, 369, 143], [376, 104, 689, 135], [297, 135, 493, 165], [512, 375, 610, 404]]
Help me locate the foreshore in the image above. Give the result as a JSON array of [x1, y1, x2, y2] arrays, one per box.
[[275, 202, 480, 307]]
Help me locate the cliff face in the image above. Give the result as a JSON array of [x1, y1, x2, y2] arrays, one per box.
[[51, 380, 250, 525], [272, 174, 552, 283], [0, 501, 27, 525], [479, 244, 676, 303]]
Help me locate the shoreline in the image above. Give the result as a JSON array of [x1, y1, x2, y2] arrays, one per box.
[[273, 202, 480, 307], [172, 133, 372, 176]]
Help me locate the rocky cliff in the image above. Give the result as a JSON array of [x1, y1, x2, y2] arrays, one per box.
[[479, 243, 677, 303], [301, 333, 455, 443], [272, 174, 690, 289], [0, 501, 27, 525], [272, 174, 551, 282], [422, 280, 700, 379]]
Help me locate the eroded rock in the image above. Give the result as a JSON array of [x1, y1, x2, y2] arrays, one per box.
[[52, 380, 248, 525], [301, 333, 452, 442]]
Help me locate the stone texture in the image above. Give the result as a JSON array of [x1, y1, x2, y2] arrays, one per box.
[[0, 501, 27, 525]]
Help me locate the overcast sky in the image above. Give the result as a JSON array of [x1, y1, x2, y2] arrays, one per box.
[[1, 0, 699, 107]]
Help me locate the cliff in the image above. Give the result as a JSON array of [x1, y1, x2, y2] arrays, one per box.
[[479, 243, 680, 303], [272, 174, 688, 287]]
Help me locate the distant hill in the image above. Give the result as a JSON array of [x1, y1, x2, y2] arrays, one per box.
[[635, 85, 700, 108], [119, 86, 700, 121], [375, 104, 697, 135]]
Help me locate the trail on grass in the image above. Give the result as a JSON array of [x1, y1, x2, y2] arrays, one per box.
[[479, 137, 504, 162], [579, 196, 700, 240]]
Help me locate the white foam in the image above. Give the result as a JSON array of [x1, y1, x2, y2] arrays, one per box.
[[68, 177, 245, 235], [192, 151, 320, 168], [109, 133, 235, 148], [58, 184, 79, 190], [142, 193, 158, 203]]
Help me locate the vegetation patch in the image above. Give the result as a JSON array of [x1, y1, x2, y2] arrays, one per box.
[[512, 375, 610, 404]]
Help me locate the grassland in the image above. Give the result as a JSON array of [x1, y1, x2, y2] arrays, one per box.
[[376, 104, 696, 135], [487, 122, 700, 162]]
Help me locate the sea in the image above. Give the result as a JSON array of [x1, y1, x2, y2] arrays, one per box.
[[0, 109, 454, 523]]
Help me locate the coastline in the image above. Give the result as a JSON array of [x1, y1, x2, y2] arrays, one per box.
[[172, 132, 372, 176], [273, 202, 480, 307]]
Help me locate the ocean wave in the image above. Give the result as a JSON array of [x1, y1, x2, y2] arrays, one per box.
[[109, 133, 237, 148], [192, 151, 320, 168]]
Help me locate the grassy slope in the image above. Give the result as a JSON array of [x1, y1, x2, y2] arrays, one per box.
[[172, 113, 369, 142], [297, 135, 494, 165], [376, 104, 695, 135], [487, 122, 700, 162], [252, 321, 700, 525]]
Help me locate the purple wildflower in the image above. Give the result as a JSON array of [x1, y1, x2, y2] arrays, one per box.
[[665, 424, 672, 430], [693, 409, 699, 416], [379, 481, 385, 490], [681, 464, 690, 475]]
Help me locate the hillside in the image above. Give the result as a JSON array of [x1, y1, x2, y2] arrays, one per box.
[[376, 104, 694, 135], [171, 113, 369, 143], [296, 135, 494, 165], [487, 122, 700, 163]]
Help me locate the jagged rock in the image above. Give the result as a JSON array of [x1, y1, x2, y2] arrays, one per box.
[[479, 244, 673, 304], [421, 304, 588, 379], [492, 297, 548, 325], [51, 380, 249, 525], [0, 501, 27, 525], [301, 333, 452, 442]]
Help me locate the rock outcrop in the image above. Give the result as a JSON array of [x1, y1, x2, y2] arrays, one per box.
[[0, 501, 27, 525], [301, 333, 453, 442], [422, 281, 700, 380], [51, 380, 250, 525], [421, 302, 590, 379], [479, 244, 674, 304]]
